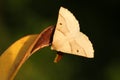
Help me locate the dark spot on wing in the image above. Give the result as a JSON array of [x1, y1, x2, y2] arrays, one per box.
[[59, 23, 62, 25], [77, 50, 79, 53]]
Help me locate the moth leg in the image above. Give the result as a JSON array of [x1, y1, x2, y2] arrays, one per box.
[[54, 52, 63, 63]]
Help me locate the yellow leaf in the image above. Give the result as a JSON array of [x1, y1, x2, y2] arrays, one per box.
[[0, 26, 54, 80], [0, 35, 38, 80]]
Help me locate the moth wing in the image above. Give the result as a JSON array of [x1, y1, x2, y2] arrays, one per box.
[[51, 29, 71, 53], [51, 7, 80, 51], [55, 7, 80, 36], [69, 32, 94, 58]]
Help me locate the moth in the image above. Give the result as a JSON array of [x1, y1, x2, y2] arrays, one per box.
[[51, 7, 94, 59]]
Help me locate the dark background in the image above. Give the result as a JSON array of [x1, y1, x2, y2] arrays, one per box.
[[0, 0, 120, 80]]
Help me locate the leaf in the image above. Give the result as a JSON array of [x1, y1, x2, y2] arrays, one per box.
[[0, 26, 54, 80], [0, 34, 38, 80]]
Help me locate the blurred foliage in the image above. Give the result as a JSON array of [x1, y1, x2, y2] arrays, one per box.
[[0, 0, 120, 80]]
